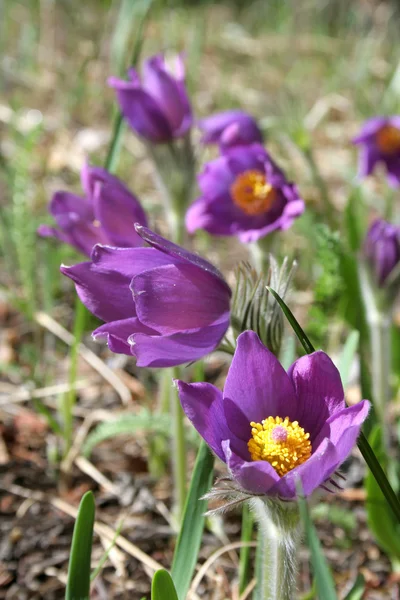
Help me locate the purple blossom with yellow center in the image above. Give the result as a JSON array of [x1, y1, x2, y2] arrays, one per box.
[[185, 144, 304, 243], [176, 331, 370, 498], [353, 116, 400, 186], [60, 226, 231, 368], [198, 110, 263, 149], [364, 218, 400, 287], [38, 165, 147, 256], [108, 54, 192, 144]]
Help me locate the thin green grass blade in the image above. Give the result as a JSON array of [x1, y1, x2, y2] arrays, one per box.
[[298, 492, 338, 600], [338, 330, 359, 390], [151, 569, 179, 600], [90, 520, 123, 583], [343, 574, 365, 600], [65, 491, 95, 600], [268, 287, 400, 525], [171, 440, 214, 600]]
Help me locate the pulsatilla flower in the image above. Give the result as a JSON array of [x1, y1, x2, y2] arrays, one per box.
[[364, 218, 400, 288], [108, 54, 192, 144], [353, 116, 400, 186], [38, 165, 147, 256], [185, 144, 304, 243], [176, 331, 369, 499], [60, 226, 231, 368], [198, 110, 263, 149]]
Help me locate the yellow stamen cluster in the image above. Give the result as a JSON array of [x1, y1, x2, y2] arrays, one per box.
[[248, 416, 311, 477], [230, 169, 277, 216], [376, 125, 400, 154]]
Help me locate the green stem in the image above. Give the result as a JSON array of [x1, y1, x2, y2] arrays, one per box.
[[358, 262, 391, 427], [171, 366, 187, 523], [303, 146, 337, 229], [253, 498, 300, 600]]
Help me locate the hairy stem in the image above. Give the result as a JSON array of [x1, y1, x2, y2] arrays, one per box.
[[252, 498, 300, 600]]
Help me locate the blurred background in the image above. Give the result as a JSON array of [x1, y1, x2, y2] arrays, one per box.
[[1, 0, 400, 598]]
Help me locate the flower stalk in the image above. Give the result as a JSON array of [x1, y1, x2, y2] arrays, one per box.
[[171, 366, 187, 524], [252, 498, 300, 600]]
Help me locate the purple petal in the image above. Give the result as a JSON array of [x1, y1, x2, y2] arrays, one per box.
[[131, 263, 231, 334], [271, 438, 339, 499], [135, 225, 231, 291], [198, 110, 263, 147], [222, 440, 280, 495], [142, 55, 192, 133], [89, 245, 173, 278], [130, 319, 229, 367], [60, 260, 135, 322], [288, 351, 346, 442], [108, 76, 173, 142], [197, 155, 235, 198], [93, 317, 157, 355], [176, 381, 231, 460], [223, 332, 297, 440], [50, 191, 94, 221], [314, 400, 370, 461]]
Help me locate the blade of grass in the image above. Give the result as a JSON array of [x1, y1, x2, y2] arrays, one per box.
[[152, 569, 179, 600], [297, 490, 338, 600], [267, 286, 400, 525], [171, 440, 214, 600], [65, 491, 95, 600], [90, 520, 124, 583]]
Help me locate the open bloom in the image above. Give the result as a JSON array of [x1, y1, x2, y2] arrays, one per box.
[[198, 110, 263, 149], [364, 218, 400, 287], [38, 165, 147, 256], [185, 144, 304, 243], [60, 226, 231, 367], [176, 331, 369, 499], [108, 54, 192, 143], [353, 116, 400, 186]]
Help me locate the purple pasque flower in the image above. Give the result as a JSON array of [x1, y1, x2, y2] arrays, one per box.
[[176, 331, 369, 499], [108, 54, 192, 144], [60, 225, 231, 368], [364, 218, 400, 287], [38, 165, 147, 256], [185, 143, 304, 243], [198, 110, 263, 149], [352, 116, 400, 186]]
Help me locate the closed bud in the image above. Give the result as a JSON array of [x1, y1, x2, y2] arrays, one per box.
[[228, 255, 297, 356]]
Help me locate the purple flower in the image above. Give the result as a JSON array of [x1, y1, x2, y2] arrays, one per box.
[[108, 54, 192, 144], [38, 165, 147, 256], [364, 218, 400, 287], [352, 116, 400, 186], [198, 110, 263, 149], [60, 226, 231, 368], [185, 144, 304, 243], [176, 331, 369, 499]]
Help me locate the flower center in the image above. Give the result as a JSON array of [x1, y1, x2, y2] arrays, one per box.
[[230, 170, 277, 216], [247, 416, 312, 477], [376, 125, 400, 154]]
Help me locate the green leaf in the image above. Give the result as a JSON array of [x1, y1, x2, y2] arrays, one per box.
[[151, 570, 179, 600], [366, 426, 400, 561], [298, 492, 338, 600], [65, 491, 95, 600], [344, 186, 367, 252], [343, 573, 365, 600], [268, 287, 400, 525], [338, 330, 359, 390], [82, 410, 170, 457], [171, 440, 214, 600]]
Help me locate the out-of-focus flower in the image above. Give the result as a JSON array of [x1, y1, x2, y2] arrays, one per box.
[[176, 331, 369, 499], [60, 226, 231, 367], [38, 165, 147, 256], [352, 116, 400, 186], [185, 144, 304, 243], [364, 218, 400, 287], [198, 110, 263, 149], [108, 54, 192, 144]]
